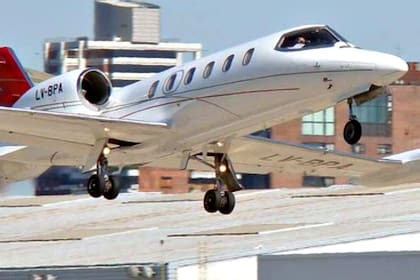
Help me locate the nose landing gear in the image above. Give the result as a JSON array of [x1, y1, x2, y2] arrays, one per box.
[[343, 98, 362, 145]]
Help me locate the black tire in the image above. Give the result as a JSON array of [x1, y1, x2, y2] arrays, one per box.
[[343, 119, 362, 145], [203, 189, 221, 213], [87, 174, 103, 198], [219, 191, 235, 215], [103, 176, 120, 200]]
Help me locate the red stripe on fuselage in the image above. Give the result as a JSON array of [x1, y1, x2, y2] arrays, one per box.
[[0, 47, 33, 107]]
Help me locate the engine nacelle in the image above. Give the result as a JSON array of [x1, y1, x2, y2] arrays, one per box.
[[14, 68, 112, 111], [77, 68, 112, 108]]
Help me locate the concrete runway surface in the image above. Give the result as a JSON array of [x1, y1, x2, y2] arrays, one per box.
[[1, 183, 420, 268]]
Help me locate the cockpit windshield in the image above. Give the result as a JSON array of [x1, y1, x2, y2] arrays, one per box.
[[275, 26, 350, 51]]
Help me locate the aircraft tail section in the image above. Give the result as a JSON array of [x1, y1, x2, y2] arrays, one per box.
[[0, 47, 33, 107]]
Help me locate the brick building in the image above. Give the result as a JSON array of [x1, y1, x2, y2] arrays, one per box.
[[139, 62, 420, 192]]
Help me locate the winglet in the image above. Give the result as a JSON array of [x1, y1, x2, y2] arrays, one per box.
[[383, 149, 420, 163], [0, 47, 33, 107]]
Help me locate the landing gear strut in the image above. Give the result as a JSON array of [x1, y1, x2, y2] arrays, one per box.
[[201, 154, 242, 215], [86, 150, 120, 200], [343, 98, 362, 145]]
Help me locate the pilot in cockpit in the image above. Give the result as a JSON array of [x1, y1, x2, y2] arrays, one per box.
[[289, 36, 307, 49]]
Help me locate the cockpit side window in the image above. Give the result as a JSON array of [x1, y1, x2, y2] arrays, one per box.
[[275, 27, 341, 51]]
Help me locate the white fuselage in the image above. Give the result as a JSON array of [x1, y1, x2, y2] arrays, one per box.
[[13, 25, 407, 166]]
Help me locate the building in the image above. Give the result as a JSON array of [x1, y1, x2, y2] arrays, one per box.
[[178, 251, 420, 280], [94, 0, 160, 44], [44, 39, 201, 87], [44, 0, 201, 87]]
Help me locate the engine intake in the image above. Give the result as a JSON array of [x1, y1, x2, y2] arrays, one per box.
[[78, 69, 112, 107]]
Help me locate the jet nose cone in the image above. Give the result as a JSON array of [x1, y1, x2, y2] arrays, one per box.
[[397, 58, 409, 73], [375, 54, 408, 85], [385, 55, 408, 73]]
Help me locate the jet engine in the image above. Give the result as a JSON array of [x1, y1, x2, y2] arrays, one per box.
[[77, 68, 112, 107], [16, 68, 113, 111]]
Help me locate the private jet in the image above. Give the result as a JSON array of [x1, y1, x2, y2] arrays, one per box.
[[0, 25, 411, 214]]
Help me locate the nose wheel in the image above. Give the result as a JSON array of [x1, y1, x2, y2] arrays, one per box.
[[344, 119, 362, 145], [86, 151, 120, 200], [344, 98, 362, 145]]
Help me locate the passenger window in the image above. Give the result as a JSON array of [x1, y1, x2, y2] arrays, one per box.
[[184, 67, 196, 85], [242, 48, 254, 65], [222, 54, 234, 72], [165, 74, 176, 92], [163, 70, 183, 94], [203, 61, 215, 79], [148, 80, 159, 98]]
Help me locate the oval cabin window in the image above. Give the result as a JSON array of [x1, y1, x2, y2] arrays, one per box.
[[184, 67, 196, 85], [222, 54, 235, 72], [242, 48, 254, 66], [203, 61, 215, 79], [148, 81, 159, 98], [165, 74, 177, 92]]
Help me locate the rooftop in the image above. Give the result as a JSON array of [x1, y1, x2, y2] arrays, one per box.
[[95, 0, 159, 9]]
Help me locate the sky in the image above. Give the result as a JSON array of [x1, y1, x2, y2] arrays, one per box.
[[1, 0, 420, 70]]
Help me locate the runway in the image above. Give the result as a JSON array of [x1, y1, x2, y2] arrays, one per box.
[[2, 183, 420, 268]]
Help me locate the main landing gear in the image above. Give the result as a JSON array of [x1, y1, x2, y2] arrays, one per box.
[[343, 98, 362, 145], [87, 149, 120, 200], [200, 154, 243, 215]]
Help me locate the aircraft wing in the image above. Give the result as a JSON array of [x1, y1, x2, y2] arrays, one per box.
[[227, 136, 420, 187], [0, 107, 168, 146], [0, 107, 169, 180], [227, 135, 400, 177], [147, 135, 412, 187], [148, 135, 400, 176]]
